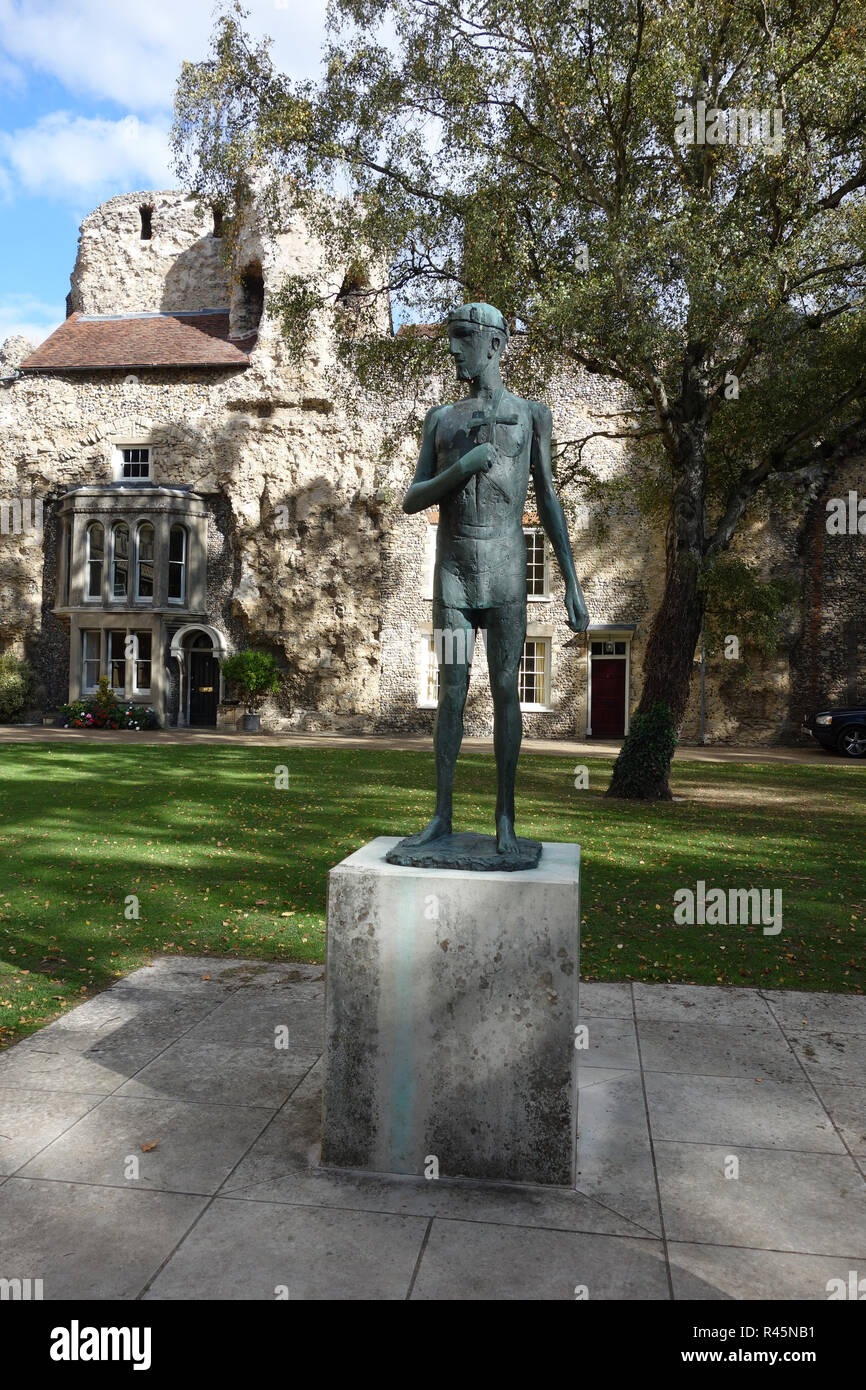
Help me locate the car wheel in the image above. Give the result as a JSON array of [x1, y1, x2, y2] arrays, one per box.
[[837, 725, 866, 758]]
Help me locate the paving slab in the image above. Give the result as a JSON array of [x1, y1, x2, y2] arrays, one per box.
[[18, 1094, 275, 1194], [0, 1177, 206, 1300], [577, 981, 635, 1018], [0, 1088, 105, 1173], [574, 1069, 663, 1234], [0, 958, 864, 1299], [0, 1033, 169, 1095], [410, 1220, 670, 1300], [763, 989, 866, 1036], [655, 1142, 866, 1256], [807, 1082, 866, 1156], [644, 1072, 845, 1152], [116, 1037, 317, 1109], [668, 1242, 865, 1301], [787, 1030, 866, 1087], [143, 1199, 428, 1300], [636, 1018, 804, 1083], [580, 1015, 640, 1069], [632, 982, 776, 1026]]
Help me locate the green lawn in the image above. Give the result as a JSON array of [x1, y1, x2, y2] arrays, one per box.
[[0, 743, 863, 1047]]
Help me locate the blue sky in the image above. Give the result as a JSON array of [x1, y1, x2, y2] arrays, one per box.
[[0, 0, 330, 345]]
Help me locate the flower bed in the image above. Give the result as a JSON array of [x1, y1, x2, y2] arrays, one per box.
[[58, 678, 159, 730]]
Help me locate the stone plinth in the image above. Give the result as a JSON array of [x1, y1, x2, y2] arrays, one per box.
[[321, 836, 580, 1185]]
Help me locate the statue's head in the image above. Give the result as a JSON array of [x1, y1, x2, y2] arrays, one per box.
[[446, 302, 508, 381]]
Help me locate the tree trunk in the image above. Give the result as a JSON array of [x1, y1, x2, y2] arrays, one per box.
[[606, 418, 707, 799]]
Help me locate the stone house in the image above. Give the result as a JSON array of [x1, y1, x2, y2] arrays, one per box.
[[0, 189, 862, 742]]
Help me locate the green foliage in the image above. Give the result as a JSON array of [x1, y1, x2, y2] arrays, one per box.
[[220, 649, 283, 710], [0, 653, 36, 722], [172, 2, 866, 451], [701, 555, 799, 670], [608, 703, 679, 800]]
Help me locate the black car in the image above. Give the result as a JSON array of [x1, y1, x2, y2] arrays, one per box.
[[804, 706, 866, 758]]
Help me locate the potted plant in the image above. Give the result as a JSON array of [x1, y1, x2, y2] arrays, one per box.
[[219, 649, 282, 732]]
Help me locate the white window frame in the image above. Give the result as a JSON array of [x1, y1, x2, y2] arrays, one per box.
[[422, 523, 437, 600], [85, 521, 104, 602], [519, 637, 551, 711], [135, 521, 155, 604], [111, 521, 129, 600], [107, 630, 127, 694], [167, 524, 187, 606], [116, 445, 151, 481], [132, 631, 152, 694], [81, 630, 102, 692], [417, 632, 440, 709], [524, 527, 549, 601]]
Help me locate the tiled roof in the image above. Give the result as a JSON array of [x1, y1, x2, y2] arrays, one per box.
[[19, 311, 256, 371]]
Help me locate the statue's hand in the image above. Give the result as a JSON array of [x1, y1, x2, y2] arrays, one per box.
[[565, 584, 590, 633], [459, 442, 497, 479]]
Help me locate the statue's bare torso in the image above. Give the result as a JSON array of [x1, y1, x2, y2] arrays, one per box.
[[431, 389, 533, 610]]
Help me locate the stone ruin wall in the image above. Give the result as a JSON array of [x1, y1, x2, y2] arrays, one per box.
[[0, 191, 399, 731], [1, 187, 862, 741]]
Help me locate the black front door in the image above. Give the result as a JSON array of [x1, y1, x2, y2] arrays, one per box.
[[189, 652, 219, 726]]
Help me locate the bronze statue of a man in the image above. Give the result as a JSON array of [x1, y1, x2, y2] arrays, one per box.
[[396, 302, 589, 865]]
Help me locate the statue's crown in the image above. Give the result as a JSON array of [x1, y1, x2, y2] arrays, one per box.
[[446, 302, 509, 338]]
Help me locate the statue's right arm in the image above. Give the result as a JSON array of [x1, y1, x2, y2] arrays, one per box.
[[402, 406, 491, 514]]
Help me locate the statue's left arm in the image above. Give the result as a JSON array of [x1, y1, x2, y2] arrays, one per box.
[[530, 401, 590, 633]]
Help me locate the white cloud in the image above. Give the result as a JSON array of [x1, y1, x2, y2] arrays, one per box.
[[0, 112, 173, 199], [0, 293, 64, 350], [0, 0, 330, 113]]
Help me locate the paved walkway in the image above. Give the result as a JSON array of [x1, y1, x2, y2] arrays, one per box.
[[0, 725, 831, 764], [1, 957, 863, 1300]]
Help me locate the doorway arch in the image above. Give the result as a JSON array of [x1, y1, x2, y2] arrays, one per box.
[[170, 624, 230, 727]]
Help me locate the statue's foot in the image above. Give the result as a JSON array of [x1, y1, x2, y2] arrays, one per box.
[[402, 814, 452, 847], [496, 816, 520, 857]]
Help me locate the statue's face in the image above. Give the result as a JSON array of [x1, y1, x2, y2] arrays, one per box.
[[448, 322, 499, 381]]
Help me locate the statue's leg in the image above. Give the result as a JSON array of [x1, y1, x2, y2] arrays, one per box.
[[402, 603, 473, 845], [485, 601, 526, 855]]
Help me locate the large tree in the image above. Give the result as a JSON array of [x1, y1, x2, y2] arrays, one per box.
[[173, 0, 866, 797]]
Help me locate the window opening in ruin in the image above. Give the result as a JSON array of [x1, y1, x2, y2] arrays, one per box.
[[140, 205, 153, 240], [337, 262, 370, 307], [237, 263, 264, 333], [212, 207, 224, 237]]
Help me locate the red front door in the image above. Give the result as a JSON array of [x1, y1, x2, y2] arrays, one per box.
[[591, 658, 626, 736]]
